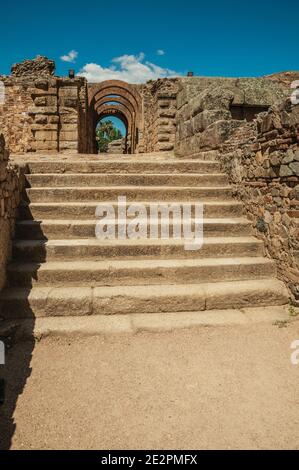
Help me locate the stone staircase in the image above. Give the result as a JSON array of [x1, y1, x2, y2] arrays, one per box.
[[0, 152, 289, 319]]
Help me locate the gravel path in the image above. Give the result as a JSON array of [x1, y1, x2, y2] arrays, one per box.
[[1, 321, 299, 450]]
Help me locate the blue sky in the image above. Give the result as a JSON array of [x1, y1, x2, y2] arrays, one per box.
[[0, 0, 298, 82]]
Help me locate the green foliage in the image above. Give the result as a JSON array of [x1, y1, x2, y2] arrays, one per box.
[[96, 120, 123, 152]]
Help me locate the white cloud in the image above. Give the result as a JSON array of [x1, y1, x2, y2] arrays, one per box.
[[78, 53, 180, 84], [60, 50, 78, 63], [157, 49, 165, 56]]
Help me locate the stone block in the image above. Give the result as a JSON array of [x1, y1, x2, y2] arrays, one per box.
[[34, 115, 48, 124], [158, 109, 176, 118], [34, 141, 58, 151], [59, 142, 78, 150], [28, 106, 57, 115], [279, 165, 293, 177], [269, 153, 280, 166], [34, 96, 47, 106], [261, 114, 273, 133], [61, 98, 78, 108], [289, 162, 299, 176], [59, 131, 78, 141], [59, 87, 78, 97], [35, 130, 58, 141], [157, 134, 170, 143], [60, 123, 77, 131], [48, 115, 60, 124], [31, 124, 58, 131], [34, 79, 49, 90], [157, 142, 174, 151], [282, 149, 294, 164], [192, 110, 231, 133], [28, 87, 57, 97]]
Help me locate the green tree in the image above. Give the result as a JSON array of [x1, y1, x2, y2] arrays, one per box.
[[96, 120, 123, 152]]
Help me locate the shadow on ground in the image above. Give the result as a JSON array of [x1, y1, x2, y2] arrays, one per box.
[[0, 184, 47, 449]]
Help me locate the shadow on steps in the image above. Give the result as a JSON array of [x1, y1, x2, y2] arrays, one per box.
[[0, 192, 47, 450]]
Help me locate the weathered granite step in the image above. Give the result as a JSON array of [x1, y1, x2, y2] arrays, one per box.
[[16, 217, 252, 240], [3, 152, 289, 322], [25, 186, 233, 203], [26, 173, 228, 187], [20, 160, 221, 175], [11, 152, 220, 174], [20, 200, 245, 220], [0, 279, 288, 319], [7, 257, 276, 287], [12, 237, 264, 262], [184, 151, 218, 160]]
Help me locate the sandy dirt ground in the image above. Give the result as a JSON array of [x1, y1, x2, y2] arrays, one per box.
[[1, 321, 299, 450]]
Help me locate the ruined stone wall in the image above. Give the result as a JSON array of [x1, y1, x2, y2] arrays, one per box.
[[0, 76, 35, 153], [141, 79, 179, 153], [218, 100, 299, 303], [175, 76, 292, 157], [0, 57, 88, 155], [1, 57, 297, 159], [0, 135, 24, 290]]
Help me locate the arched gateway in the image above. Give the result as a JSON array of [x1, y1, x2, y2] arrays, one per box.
[[88, 80, 142, 154]]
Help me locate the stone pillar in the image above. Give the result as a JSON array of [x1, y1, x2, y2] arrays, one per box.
[[58, 79, 81, 154], [28, 78, 59, 153], [155, 91, 177, 151]]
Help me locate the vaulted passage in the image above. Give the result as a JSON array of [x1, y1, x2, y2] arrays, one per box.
[[88, 80, 142, 154], [96, 116, 127, 154]]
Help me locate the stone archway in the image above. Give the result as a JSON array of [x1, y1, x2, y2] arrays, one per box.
[[96, 105, 130, 154], [88, 80, 142, 154]]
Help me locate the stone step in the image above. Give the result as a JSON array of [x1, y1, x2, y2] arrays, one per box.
[[19, 159, 221, 175], [0, 279, 288, 319], [12, 237, 264, 262], [25, 186, 233, 203], [184, 151, 218, 160], [288, 210, 299, 218], [16, 217, 252, 240], [25, 173, 228, 187], [7, 257, 276, 287], [19, 200, 245, 220]]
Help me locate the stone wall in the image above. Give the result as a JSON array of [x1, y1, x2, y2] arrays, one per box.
[[141, 79, 179, 153], [11, 55, 55, 78], [107, 138, 125, 154], [0, 57, 88, 155], [175, 76, 293, 157], [218, 100, 299, 303], [1, 56, 298, 159], [0, 76, 35, 153], [0, 135, 24, 290]]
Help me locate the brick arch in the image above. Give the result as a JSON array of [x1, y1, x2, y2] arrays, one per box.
[[95, 96, 135, 118], [88, 80, 142, 154], [95, 104, 132, 155], [96, 104, 131, 129], [88, 80, 141, 110]]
